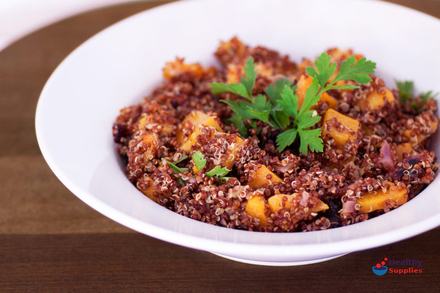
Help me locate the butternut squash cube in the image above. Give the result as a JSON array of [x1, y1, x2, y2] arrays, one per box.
[[268, 193, 295, 211], [404, 116, 439, 146], [245, 195, 268, 226], [176, 111, 223, 152], [357, 183, 407, 213], [318, 93, 338, 109], [248, 165, 282, 189], [296, 75, 337, 110], [359, 88, 394, 110], [322, 109, 360, 147], [138, 177, 157, 201], [312, 200, 330, 213], [226, 63, 241, 84], [223, 135, 244, 170], [268, 193, 329, 213], [142, 133, 158, 161], [163, 58, 203, 80], [395, 143, 416, 161], [139, 115, 174, 135]]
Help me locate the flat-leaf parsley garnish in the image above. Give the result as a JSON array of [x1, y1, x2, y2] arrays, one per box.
[[210, 53, 376, 154], [396, 80, 438, 112]]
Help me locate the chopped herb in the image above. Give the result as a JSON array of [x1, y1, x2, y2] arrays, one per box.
[[173, 153, 188, 164], [192, 152, 230, 182], [396, 80, 438, 112], [165, 154, 189, 174], [206, 165, 230, 177], [420, 90, 438, 103], [210, 53, 376, 154], [227, 114, 248, 137], [167, 161, 188, 174], [192, 151, 207, 171], [396, 80, 414, 103]]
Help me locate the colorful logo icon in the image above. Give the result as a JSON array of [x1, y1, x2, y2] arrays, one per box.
[[372, 258, 388, 276]]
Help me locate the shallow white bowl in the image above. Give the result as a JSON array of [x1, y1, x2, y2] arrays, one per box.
[[35, 0, 440, 266]]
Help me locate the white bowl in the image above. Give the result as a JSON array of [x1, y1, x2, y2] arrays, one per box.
[[35, 0, 440, 266]]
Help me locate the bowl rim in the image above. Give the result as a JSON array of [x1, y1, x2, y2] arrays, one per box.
[[35, 0, 440, 259]]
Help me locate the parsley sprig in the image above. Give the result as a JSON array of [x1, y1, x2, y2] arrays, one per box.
[[396, 80, 439, 106], [396, 80, 414, 103], [211, 53, 376, 154]]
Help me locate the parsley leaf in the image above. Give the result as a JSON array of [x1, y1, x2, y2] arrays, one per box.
[[211, 57, 257, 101], [396, 80, 438, 112], [278, 85, 298, 119], [420, 91, 438, 103], [191, 152, 231, 183], [298, 128, 323, 154], [206, 165, 230, 177], [297, 110, 321, 129], [299, 77, 321, 115], [306, 52, 337, 88], [396, 80, 414, 103], [211, 53, 376, 155], [276, 129, 297, 152], [211, 83, 250, 100], [275, 83, 323, 154], [331, 56, 376, 85], [266, 78, 295, 129], [192, 151, 206, 171], [241, 57, 257, 96], [227, 114, 248, 137], [245, 94, 273, 126], [265, 78, 296, 103]]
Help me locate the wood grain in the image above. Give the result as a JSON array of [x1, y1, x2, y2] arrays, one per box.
[[0, 231, 439, 292], [0, 0, 439, 292]]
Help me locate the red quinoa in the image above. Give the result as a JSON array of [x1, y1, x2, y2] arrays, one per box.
[[113, 37, 439, 232]]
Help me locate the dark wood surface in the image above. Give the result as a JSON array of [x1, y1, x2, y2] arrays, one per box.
[[0, 1, 439, 292]]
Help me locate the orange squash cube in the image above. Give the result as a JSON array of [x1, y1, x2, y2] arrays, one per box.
[[322, 109, 360, 147], [176, 111, 223, 152], [163, 58, 204, 80], [245, 195, 269, 226], [358, 88, 394, 110], [139, 115, 174, 135], [404, 116, 439, 146], [142, 133, 158, 161], [248, 165, 282, 189], [357, 183, 407, 213], [223, 135, 244, 170], [395, 143, 416, 161], [296, 75, 337, 110], [138, 177, 157, 201], [268, 193, 329, 213]]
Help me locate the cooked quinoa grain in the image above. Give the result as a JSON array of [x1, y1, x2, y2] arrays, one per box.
[[113, 37, 439, 232]]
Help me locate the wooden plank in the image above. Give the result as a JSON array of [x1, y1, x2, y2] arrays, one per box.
[[0, 231, 439, 292]]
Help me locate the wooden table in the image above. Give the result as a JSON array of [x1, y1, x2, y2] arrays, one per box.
[[1, 1, 439, 291]]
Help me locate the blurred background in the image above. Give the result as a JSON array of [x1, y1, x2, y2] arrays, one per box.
[[0, 0, 158, 51], [0, 0, 439, 52]]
